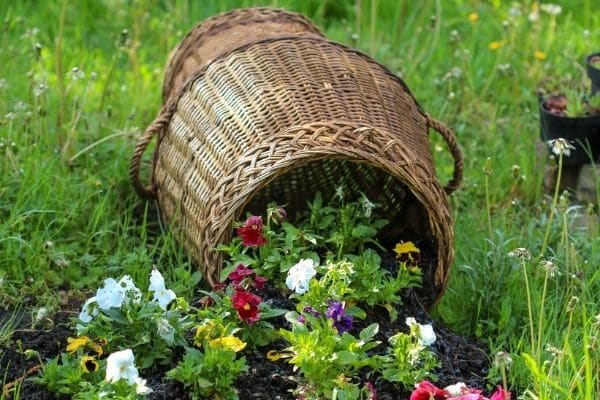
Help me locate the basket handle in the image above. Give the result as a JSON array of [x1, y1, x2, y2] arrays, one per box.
[[129, 108, 172, 199], [425, 114, 464, 195]]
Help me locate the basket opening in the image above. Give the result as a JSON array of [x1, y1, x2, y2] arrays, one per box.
[[241, 158, 439, 300]]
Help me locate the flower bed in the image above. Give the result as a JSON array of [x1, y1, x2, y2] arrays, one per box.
[[1, 192, 505, 400]]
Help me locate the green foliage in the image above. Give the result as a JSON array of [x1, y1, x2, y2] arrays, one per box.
[[167, 347, 247, 400], [279, 318, 382, 400]]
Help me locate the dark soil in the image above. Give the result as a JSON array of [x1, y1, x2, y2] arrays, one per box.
[[1, 252, 489, 400]]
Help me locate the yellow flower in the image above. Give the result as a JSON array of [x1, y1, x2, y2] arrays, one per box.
[[208, 336, 247, 352], [266, 350, 293, 362], [66, 336, 91, 353], [66, 336, 104, 356], [194, 320, 222, 346], [534, 50, 547, 60], [394, 241, 420, 256], [488, 40, 506, 51], [80, 355, 99, 373], [468, 12, 479, 23]]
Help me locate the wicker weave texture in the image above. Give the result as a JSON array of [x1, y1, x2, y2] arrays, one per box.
[[162, 7, 324, 102], [131, 8, 463, 306]]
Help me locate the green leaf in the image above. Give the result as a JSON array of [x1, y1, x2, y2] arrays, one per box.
[[336, 350, 359, 364], [359, 323, 379, 341], [351, 224, 377, 238]]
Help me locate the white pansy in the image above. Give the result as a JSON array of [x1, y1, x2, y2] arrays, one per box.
[[405, 317, 437, 346], [96, 278, 125, 309], [105, 349, 139, 385], [156, 318, 175, 345], [135, 377, 153, 395], [79, 296, 98, 323], [118, 275, 142, 305], [149, 269, 176, 310], [445, 382, 467, 396], [285, 259, 317, 294]]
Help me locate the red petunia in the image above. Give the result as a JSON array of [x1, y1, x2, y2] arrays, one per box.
[[232, 289, 261, 324], [489, 386, 511, 400], [410, 381, 448, 400], [237, 216, 267, 247]]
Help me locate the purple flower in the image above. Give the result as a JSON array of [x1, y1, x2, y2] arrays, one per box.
[[326, 301, 353, 334], [297, 315, 306, 324], [302, 305, 321, 318]]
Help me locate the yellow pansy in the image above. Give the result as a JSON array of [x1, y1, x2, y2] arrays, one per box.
[[468, 12, 479, 23], [488, 40, 506, 51], [80, 355, 99, 373], [66, 336, 91, 353], [208, 336, 247, 352], [393, 241, 420, 256]]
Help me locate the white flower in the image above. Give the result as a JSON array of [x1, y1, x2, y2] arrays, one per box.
[[405, 317, 437, 346], [156, 318, 175, 345], [547, 138, 575, 157], [286, 259, 317, 294], [96, 276, 142, 310], [445, 382, 467, 396], [135, 377, 153, 395], [540, 3, 562, 15], [106, 349, 139, 385], [79, 296, 98, 323], [149, 269, 176, 310], [96, 278, 124, 309]]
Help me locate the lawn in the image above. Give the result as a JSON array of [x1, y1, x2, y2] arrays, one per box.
[[1, 0, 599, 399]]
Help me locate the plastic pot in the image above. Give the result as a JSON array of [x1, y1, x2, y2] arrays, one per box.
[[587, 52, 600, 95], [539, 97, 600, 165]]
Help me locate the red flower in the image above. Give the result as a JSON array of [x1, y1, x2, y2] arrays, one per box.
[[228, 264, 255, 287], [410, 381, 448, 400], [226, 264, 267, 290], [489, 386, 511, 400], [237, 216, 267, 247], [232, 289, 261, 323]]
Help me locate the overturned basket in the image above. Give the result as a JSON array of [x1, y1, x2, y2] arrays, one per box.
[[130, 7, 463, 305]]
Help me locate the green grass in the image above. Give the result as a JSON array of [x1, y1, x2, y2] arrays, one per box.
[[1, 0, 599, 398]]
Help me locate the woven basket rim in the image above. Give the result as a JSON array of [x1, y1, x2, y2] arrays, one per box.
[[161, 35, 425, 121], [162, 7, 324, 101]]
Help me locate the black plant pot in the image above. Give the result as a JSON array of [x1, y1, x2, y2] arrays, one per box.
[[587, 52, 600, 95], [539, 98, 600, 166]]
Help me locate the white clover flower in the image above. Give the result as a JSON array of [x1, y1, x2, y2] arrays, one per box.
[[540, 3, 562, 15], [105, 349, 139, 385], [547, 138, 575, 157], [285, 259, 317, 294], [156, 318, 175, 345], [135, 377, 153, 395], [405, 317, 437, 346], [445, 382, 467, 396], [149, 269, 176, 311]]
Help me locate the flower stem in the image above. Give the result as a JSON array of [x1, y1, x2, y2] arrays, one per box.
[[537, 270, 549, 360], [521, 258, 536, 355], [540, 155, 563, 256]]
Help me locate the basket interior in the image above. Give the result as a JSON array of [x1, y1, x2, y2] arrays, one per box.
[[242, 158, 438, 299]]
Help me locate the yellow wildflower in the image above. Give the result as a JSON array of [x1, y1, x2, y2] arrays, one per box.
[[394, 241, 420, 256], [80, 355, 99, 373], [208, 336, 247, 352], [488, 40, 506, 51], [534, 50, 547, 60], [468, 12, 479, 23], [266, 350, 293, 362]]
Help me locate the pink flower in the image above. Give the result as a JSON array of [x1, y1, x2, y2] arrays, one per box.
[[226, 264, 267, 290], [410, 381, 448, 400], [489, 386, 511, 400], [237, 216, 267, 247]]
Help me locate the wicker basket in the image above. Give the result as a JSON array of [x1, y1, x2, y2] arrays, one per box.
[[130, 7, 463, 305]]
